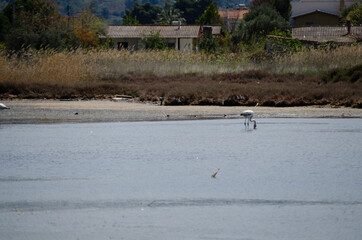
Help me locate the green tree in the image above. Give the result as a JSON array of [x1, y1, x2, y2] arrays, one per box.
[[232, 3, 290, 43], [122, 2, 162, 24], [198, 37, 218, 53], [174, 0, 212, 24], [73, 6, 107, 48], [347, 3, 362, 25], [2, 0, 64, 33], [1, 0, 68, 50], [123, 15, 140, 25], [195, 2, 223, 25], [251, 0, 291, 21], [0, 12, 11, 42], [339, 4, 355, 24], [142, 31, 166, 50], [157, 0, 185, 24]]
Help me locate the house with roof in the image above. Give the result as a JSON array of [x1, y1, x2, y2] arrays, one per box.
[[103, 24, 223, 51], [218, 4, 249, 32], [292, 9, 340, 27], [291, 0, 358, 27]]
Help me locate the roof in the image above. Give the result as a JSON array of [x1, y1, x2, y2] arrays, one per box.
[[292, 9, 339, 19], [291, 0, 358, 17], [105, 25, 222, 39], [292, 26, 362, 43], [218, 9, 249, 20]]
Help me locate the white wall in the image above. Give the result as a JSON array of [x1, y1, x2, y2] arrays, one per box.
[[113, 38, 139, 50], [180, 39, 193, 52], [112, 38, 195, 51]]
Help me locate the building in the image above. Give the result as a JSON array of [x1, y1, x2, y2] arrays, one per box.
[[218, 5, 249, 32], [292, 10, 340, 27], [103, 24, 223, 51], [291, 0, 359, 27], [291, 0, 357, 16]]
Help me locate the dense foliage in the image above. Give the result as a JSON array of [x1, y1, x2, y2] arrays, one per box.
[[195, 2, 223, 25], [340, 3, 362, 25], [174, 0, 213, 24], [251, 0, 291, 21], [156, 0, 185, 24], [0, 0, 107, 51], [141, 31, 167, 50], [232, 2, 290, 44], [122, 2, 161, 24]]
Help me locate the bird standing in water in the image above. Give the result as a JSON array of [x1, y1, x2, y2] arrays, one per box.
[[211, 168, 220, 178], [241, 110, 257, 129]]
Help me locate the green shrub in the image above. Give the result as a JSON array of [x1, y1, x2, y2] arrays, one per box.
[[322, 64, 362, 83], [199, 37, 218, 53], [142, 31, 166, 50]]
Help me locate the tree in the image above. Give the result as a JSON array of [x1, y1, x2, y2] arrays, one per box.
[[157, 0, 185, 24], [0, 12, 11, 42], [347, 3, 362, 25], [122, 2, 162, 24], [251, 0, 291, 21], [1, 0, 68, 50], [195, 2, 223, 25], [232, 3, 290, 43], [142, 31, 166, 50], [174, 0, 212, 24], [73, 6, 107, 48], [101, 7, 110, 20], [2, 0, 64, 34], [123, 15, 140, 25]]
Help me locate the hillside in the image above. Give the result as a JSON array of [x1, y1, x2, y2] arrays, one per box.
[[1, 0, 251, 24]]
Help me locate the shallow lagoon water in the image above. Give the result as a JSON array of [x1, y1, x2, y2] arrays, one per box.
[[0, 118, 362, 240]]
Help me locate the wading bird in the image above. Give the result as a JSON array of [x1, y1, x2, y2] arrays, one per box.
[[0, 103, 10, 110], [211, 168, 220, 178], [241, 110, 257, 129]]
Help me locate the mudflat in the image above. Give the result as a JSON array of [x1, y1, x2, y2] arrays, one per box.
[[0, 100, 361, 124]]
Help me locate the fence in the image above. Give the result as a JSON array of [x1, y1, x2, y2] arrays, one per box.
[[292, 26, 362, 43]]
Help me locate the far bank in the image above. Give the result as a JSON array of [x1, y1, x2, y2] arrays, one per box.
[[0, 100, 361, 124]]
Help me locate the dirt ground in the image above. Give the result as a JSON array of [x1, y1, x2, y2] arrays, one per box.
[[1, 100, 361, 124]]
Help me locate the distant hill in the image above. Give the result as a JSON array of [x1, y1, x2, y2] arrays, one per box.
[[0, 0, 298, 24]]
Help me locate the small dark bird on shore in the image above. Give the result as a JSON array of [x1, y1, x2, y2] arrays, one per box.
[[211, 168, 220, 178]]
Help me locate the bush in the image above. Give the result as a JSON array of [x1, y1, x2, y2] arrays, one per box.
[[232, 3, 290, 43], [265, 29, 303, 54], [199, 37, 219, 53], [5, 29, 39, 51], [142, 31, 166, 50], [37, 31, 64, 50], [322, 64, 362, 83]]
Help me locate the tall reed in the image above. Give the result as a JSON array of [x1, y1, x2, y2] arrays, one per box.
[[1, 44, 361, 84]]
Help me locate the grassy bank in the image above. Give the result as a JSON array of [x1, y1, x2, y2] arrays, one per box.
[[0, 46, 361, 107]]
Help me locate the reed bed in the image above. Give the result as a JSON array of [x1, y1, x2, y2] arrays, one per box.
[[0, 45, 361, 107], [1, 45, 362, 83]]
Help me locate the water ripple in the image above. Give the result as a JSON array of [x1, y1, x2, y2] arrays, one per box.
[[2, 198, 362, 212], [0, 177, 89, 182]]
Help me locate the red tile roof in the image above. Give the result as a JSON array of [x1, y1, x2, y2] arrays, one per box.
[[218, 9, 249, 20]]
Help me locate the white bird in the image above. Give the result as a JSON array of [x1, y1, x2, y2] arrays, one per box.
[[0, 103, 10, 110], [241, 110, 257, 129]]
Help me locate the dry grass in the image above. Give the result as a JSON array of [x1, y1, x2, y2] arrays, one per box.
[[0, 45, 361, 107], [1, 45, 362, 82]]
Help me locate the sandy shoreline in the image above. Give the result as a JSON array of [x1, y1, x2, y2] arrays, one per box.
[[0, 100, 361, 124]]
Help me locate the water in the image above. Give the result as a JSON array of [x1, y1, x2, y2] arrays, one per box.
[[0, 118, 362, 240]]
